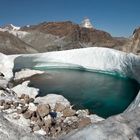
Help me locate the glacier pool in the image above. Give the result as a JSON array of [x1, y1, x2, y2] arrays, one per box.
[[28, 68, 140, 118]]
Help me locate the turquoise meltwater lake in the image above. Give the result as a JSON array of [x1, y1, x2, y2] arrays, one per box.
[[28, 68, 140, 118]]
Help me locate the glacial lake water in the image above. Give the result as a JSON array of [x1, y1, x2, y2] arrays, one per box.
[[28, 68, 140, 118]]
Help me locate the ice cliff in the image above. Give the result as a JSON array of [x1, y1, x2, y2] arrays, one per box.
[[10, 47, 140, 82]]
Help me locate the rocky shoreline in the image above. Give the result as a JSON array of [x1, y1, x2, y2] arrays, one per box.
[[0, 93, 103, 138], [0, 68, 104, 139]]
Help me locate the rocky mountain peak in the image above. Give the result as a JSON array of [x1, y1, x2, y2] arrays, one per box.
[[1, 24, 20, 31], [81, 17, 93, 29]]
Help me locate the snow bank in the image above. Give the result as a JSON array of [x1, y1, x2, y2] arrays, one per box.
[[14, 69, 44, 80], [0, 79, 8, 88], [0, 53, 14, 80], [12, 81, 39, 98]]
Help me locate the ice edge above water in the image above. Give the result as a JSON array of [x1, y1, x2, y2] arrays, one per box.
[[6, 47, 140, 111]]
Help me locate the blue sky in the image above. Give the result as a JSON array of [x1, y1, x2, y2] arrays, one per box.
[[0, 0, 140, 37]]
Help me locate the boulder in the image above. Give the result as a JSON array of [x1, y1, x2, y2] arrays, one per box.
[[37, 104, 50, 117]]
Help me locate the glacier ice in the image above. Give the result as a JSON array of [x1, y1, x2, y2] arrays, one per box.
[[10, 47, 140, 83]]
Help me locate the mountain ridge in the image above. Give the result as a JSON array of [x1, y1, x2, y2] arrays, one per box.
[[0, 20, 140, 55]]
